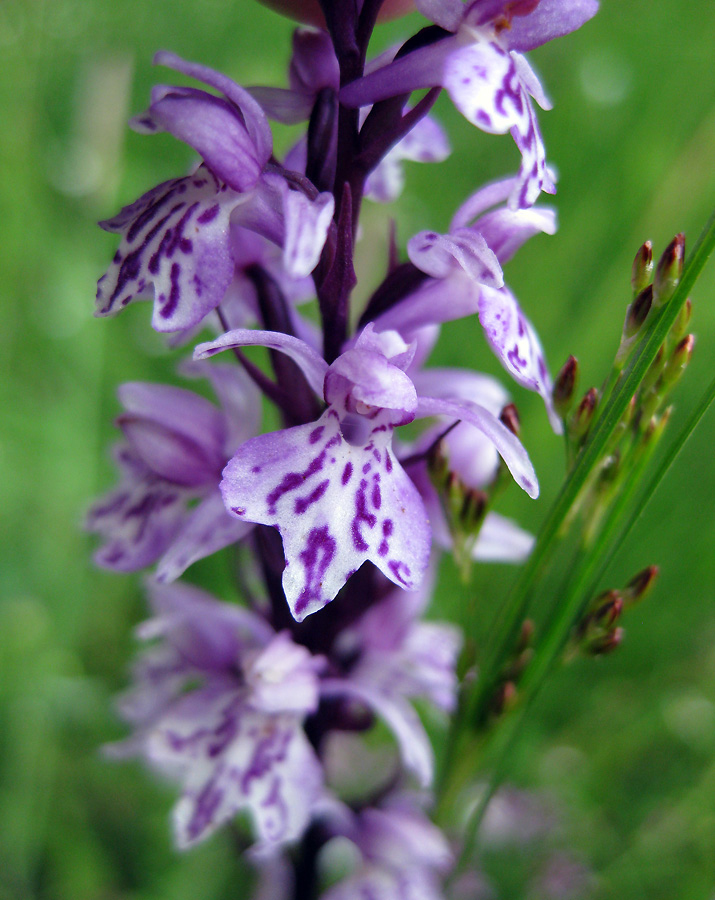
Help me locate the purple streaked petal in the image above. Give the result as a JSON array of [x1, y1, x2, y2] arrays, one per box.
[[221, 411, 431, 620], [509, 86, 555, 207], [154, 51, 273, 164], [407, 227, 503, 286], [501, 0, 600, 52], [282, 189, 334, 277], [416, 395, 539, 497], [148, 688, 323, 849], [321, 677, 434, 787], [155, 490, 254, 582], [477, 284, 561, 431], [96, 169, 236, 332], [86, 449, 188, 571], [194, 328, 328, 396], [442, 39, 521, 136]]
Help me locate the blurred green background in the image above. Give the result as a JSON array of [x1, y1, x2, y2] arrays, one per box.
[[2, 0, 715, 897]]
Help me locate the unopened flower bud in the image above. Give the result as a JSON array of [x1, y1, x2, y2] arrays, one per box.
[[569, 387, 599, 442], [669, 298, 692, 344], [588, 626, 624, 656], [592, 589, 624, 627], [460, 488, 488, 532], [653, 233, 685, 307], [624, 284, 653, 340], [500, 403, 520, 437], [631, 240, 653, 296], [662, 334, 695, 388], [491, 680, 518, 716], [552, 356, 579, 417], [622, 565, 659, 607]]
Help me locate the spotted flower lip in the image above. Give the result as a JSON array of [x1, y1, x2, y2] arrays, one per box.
[[194, 323, 537, 621], [340, 0, 598, 208], [107, 580, 326, 851], [96, 52, 334, 333]]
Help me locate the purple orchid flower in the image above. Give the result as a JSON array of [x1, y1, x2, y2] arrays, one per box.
[[86, 362, 260, 582], [341, 0, 599, 208], [96, 52, 334, 333], [323, 572, 461, 787], [373, 175, 562, 430], [321, 796, 452, 900], [107, 580, 326, 850], [194, 323, 537, 621]]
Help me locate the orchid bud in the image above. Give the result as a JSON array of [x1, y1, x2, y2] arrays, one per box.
[[552, 355, 579, 417], [569, 387, 599, 443], [653, 233, 685, 307], [631, 240, 653, 296], [662, 334, 695, 389], [500, 403, 521, 437], [622, 565, 659, 607], [623, 284, 653, 340], [669, 297, 692, 344]]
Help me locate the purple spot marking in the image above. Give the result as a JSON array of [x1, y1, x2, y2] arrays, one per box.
[[382, 519, 393, 537], [362, 462, 371, 474], [267, 450, 327, 514], [507, 343, 527, 369], [309, 426, 324, 445], [231, 506, 246, 516], [371, 480, 381, 510], [351, 478, 377, 551], [476, 110, 492, 128], [294, 525, 337, 614], [388, 559, 412, 587], [385, 451, 393, 473], [159, 262, 182, 319], [341, 462, 353, 485], [252, 465, 262, 473], [295, 478, 330, 514], [198, 204, 220, 224]]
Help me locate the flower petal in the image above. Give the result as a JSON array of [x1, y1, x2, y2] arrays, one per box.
[[194, 328, 328, 396], [407, 227, 503, 286], [416, 395, 539, 497], [502, 0, 600, 52], [282, 189, 335, 277], [478, 285, 562, 431], [154, 51, 273, 164], [96, 168, 236, 332], [148, 687, 322, 849], [221, 411, 431, 620], [321, 678, 434, 787], [155, 490, 254, 583]]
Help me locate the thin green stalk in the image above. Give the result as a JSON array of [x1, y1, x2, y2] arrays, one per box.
[[464, 209, 715, 728]]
